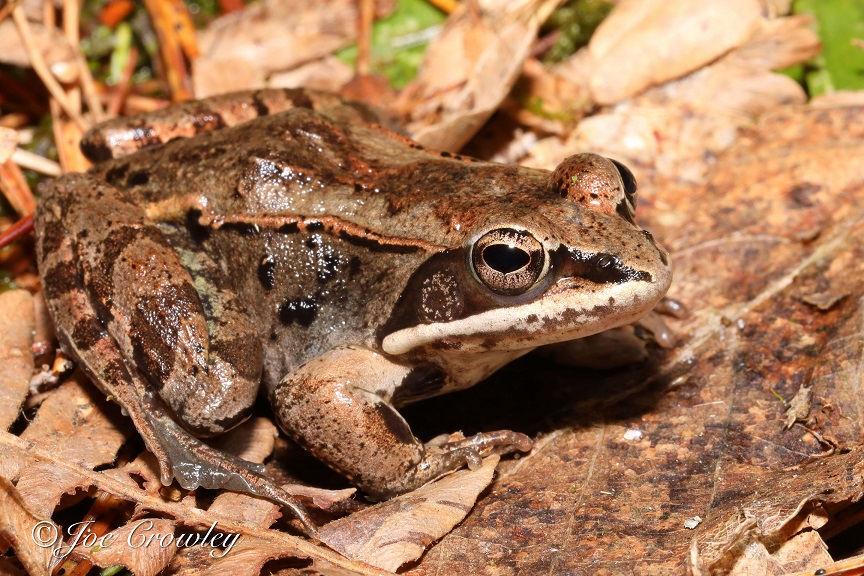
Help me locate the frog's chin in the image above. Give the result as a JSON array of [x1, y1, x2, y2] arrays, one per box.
[[381, 277, 671, 356]]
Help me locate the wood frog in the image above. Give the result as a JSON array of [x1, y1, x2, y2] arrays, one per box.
[[35, 89, 671, 532]]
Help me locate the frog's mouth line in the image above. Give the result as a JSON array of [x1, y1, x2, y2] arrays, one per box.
[[381, 266, 672, 356]]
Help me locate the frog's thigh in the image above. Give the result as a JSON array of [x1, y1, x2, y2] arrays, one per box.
[[272, 347, 531, 499], [63, 175, 262, 436]]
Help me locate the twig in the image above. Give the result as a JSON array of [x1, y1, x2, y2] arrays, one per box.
[[11, 6, 87, 131], [12, 148, 62, 177], [63, 0, 105, 122]]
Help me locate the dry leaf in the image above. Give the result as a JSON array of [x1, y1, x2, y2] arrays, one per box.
[[526, 12, 819, 184], [11, 376, 131, 516], [725, 529, 832, 575], [86, 518, 178, 576], [405, 0, 560, 151], [193, 0, 361, 97], [0, 290, 34, 431], [0, 476, 56, 576], [0, 431, 392, 575], [588, 0, 762, 105], [0, 20, 76, 78], [321, 455, 500, 571]]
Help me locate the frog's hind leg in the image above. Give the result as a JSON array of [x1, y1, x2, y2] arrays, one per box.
[[271, 346, 533, 500], [36, 174, 317, 535]]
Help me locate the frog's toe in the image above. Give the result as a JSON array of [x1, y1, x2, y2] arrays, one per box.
[[436, 430, 534, 457]]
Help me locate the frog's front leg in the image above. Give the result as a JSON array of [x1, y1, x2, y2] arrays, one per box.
[[271, 347, 533, 500]]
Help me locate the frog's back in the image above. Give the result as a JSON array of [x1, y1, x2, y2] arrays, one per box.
[[85, 107, 550, 388]]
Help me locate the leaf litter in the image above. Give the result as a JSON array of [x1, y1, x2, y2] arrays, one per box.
[[2, 0, 864, 574]]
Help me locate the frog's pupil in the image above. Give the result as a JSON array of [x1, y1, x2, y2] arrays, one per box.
[[483, 244, 530, 274]]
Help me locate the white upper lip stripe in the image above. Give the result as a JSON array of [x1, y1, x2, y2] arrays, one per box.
[[382, 268, 671, 356]]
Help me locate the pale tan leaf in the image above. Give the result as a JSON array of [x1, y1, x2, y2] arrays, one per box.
[[213, 417, 277, 464], [405, 0, 560, 151], [725, 529, 832, 575], [0, 290, 34, 431], [0, 476, 56, 576], [588, 0, 762, 105], [321, 455, 499, 571], [269, 56, 355, 93], [193, 0, 359, 97], [103, 452, 164, 496], [86, 518, 178, 576], [207, 419, 282, 529], [166, 531, 385, 576], [526, 12, 819, 185], [645, 14, 819, 119], [0, 20, 76, 76]]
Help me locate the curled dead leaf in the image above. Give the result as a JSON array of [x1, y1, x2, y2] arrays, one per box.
[[321, 455, 500, 571]]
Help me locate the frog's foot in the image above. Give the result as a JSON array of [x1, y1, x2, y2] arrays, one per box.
[[143, 403, 319, 537], [271, 347, 533, 500], [423, 431, 533, 469]]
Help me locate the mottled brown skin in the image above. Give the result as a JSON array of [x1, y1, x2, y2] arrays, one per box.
[[35, 89, 671, 520]]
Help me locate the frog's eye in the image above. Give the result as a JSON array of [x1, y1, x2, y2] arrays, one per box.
[[471, 228, 546, 295]]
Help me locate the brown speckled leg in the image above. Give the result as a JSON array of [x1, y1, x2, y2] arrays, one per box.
[[271, 347, 533, 500]]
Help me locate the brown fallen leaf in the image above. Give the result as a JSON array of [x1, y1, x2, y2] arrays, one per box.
[[321, 455, 500, 571], [0, 432, 391, 575], [0, 19, 77, 79], [404, 0, 560, 151], [0, 476, 56, 576], [724, 528, 832, 575], [588, 0, 762, 105], [85, 518, 179, 576], [0, 290, 34, 431], [526, 10, 820, 184], [193, 0, 365, 98], [11, 375, 131, 517]]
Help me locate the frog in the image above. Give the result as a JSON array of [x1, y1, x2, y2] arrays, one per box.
[[35, 88, 672, 534]]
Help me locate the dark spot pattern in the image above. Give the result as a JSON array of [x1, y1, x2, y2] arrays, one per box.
[[279, 297, 318, 327], [185, 209, 211, 242], [258, 255, 276, 290]]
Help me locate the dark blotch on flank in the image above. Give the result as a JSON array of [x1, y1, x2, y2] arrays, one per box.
[[221, 221, 259, 236], [186, 208, 210, 242], [279, 297, 318, 327], [251, 92, 271, 116], [71, 318, 105, 352], [348, 256, 361, 277], [44, 261, 78, 297], [287, 88, 314, 109], [317, 254, 341, 285], [127, 170, 149, 187], [104, 164, 129, 187], [278, 222, 300, 234], [258, 255, 276, 290]]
